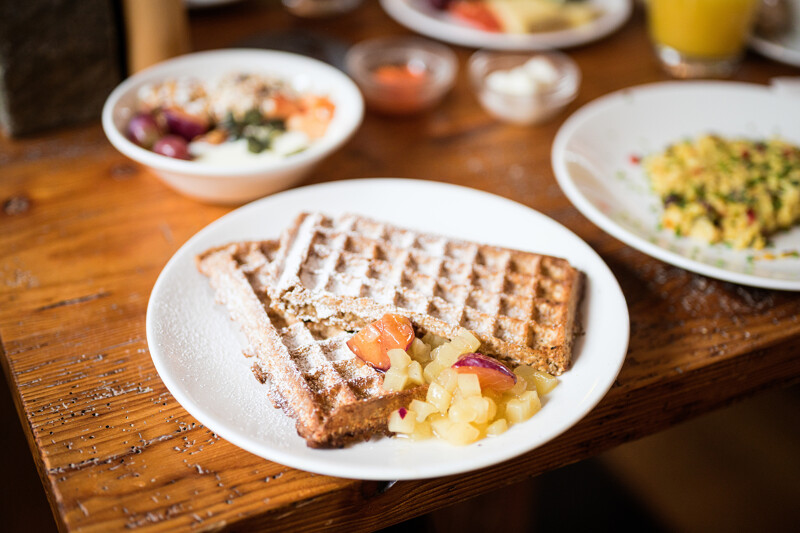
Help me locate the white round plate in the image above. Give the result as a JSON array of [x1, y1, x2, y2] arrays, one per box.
[[552, 81, 800, 291], [751, 0, 800, 67], [380, 0, 632, 50], [146, 179, 629, 480]]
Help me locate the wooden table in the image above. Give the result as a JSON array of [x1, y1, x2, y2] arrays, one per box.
[[2, 3, 799, 531]]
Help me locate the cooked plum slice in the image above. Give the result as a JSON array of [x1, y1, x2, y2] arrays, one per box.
[[452, 353, 516, 392], [347, 313, 414, 371]]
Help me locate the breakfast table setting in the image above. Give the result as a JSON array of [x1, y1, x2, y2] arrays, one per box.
[[2, 1, 800, 531]]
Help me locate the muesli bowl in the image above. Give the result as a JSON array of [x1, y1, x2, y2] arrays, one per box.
[[102, 49, 364, 204]]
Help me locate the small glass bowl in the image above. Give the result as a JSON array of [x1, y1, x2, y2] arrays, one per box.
[[282, 0, 363, 17], [345, 37, 458, 115], [468, 50, 580, 125]]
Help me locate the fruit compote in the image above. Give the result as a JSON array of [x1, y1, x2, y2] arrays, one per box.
[[347, 316, 558, 446]]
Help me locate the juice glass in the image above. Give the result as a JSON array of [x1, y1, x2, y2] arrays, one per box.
[[648, 0, 759, 78]]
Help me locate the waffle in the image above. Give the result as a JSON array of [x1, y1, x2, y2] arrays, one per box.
[[270, 213, 584, 375], [197, 240, 426, 448]]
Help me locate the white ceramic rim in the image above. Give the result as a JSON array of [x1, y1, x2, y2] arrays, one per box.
[[751, 34, 800, 68], [379, 0, 632, 51], [552, 80, 800, 291], [102, 48, 364, 177]]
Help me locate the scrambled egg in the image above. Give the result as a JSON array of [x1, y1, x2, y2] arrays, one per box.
[[644, 135, 800, 249]]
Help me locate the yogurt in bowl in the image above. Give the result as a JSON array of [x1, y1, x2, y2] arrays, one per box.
[[468, 50, 580, 125], [103, 49, 364, 204]]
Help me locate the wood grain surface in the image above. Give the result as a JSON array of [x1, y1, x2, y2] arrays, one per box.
[[2, 3, 799, 532]]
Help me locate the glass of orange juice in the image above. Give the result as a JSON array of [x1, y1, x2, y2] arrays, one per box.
[[647, 0, 760, 78]]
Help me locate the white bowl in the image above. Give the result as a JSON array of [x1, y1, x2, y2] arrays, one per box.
[[102, 49, 364, 204]]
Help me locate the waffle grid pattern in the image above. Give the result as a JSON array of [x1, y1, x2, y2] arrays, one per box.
[[294, 214, 575, 351], [273, 323, 385, 411], [224, 242, 390, 414]]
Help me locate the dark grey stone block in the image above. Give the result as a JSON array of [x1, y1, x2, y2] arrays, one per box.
[[0, 0, 123, 137]]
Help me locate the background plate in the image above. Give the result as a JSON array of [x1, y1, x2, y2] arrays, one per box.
[[380, 0, 632, 50], [146, 179, 629, 480], [552, 81, 800, 291], [751, 0, 800, 67]]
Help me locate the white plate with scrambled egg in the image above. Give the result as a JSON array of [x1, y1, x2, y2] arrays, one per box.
[[552, 81, 800, 291]]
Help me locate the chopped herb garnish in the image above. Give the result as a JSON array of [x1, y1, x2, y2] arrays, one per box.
[[247, 137, 266, 153], [664, 193, 685, 207], [644, 135, 800, 250]]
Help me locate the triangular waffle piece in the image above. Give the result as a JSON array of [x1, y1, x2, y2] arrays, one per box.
[[197, 240, 425, 448], [270, 213, 584, 375]]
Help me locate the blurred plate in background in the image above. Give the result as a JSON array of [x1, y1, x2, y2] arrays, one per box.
[[380, 0, 632, 50], [751, 0, 800, 67]]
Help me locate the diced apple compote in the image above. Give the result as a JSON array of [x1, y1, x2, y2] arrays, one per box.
[[408, 420, 433, 440], [435, 368, 459, 393], [382, 369, 409, 392], [423, 359, 444, 383], [451, 329, 481, 352], [471, 396, 496, 424], [388, 408, 416, 434], [410, 399, 437, 422], [421, 331, 448, 349], [354, 322, 558, 445], [430, 344, 459, 368], [408, 360, 425, 386], [439, 421, 481, 446], [507, 377, 527, 397], [426, 382, 452, 412], [532, 371, 559, 396], [514, 365, 559, 396], [448, 395, 494, 425], [429, 415, 452, 438], [447, 399, 477, 424], [456, 373, 481, 398], [486, 418, 508, 436], [430, 329, 479, 368], [408, 338, 431, 363], [388, 348, 412, 369], [504, 391, 541, 424]]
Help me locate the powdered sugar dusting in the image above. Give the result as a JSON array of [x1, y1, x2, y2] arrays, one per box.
[[149, 259, 299, 449], [272, 212, 581, 375]]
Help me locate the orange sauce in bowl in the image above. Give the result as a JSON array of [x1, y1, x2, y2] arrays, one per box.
[[368, 63, 432, 114], [373, 64, 428, 85]]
